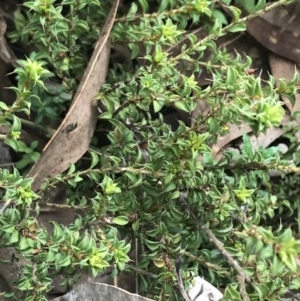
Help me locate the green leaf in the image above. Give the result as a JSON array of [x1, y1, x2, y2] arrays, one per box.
[[4, 138, 19, 151], [55, 253, 72, 269], [67, 163, 76, 175], [132, 220, 139, 232], [259, 244, 274, 259], [142, 183, 161, 197], [174, 101, 190, 112], [46, 248, 57, 262], [10, 230, 19, 244], [127, 2, 138, 16], [282, 253, 297, 272], [236, 0, 266, 13], [276, 228, 293, 244], [113, 216, 129, 226], [153, 100, 164, 113], [90, 152, 99, 168], [0, 102, 8, 111], [223, 284, 241, 299], [99, 112, 112, 119], [208, 117, 219, 134], [229, 23, 246, 33], [171, 190, 180, 199], [255, 284, 270, 299], [270, 254, 285, 274], [226, 6, 241, 22], [241, 134, 253, 159], [75, 20, 89, 31], [129, 43, 139, 59], [11, 115, 22, 132], [145, 239, 160, 251], [212, 9, 228, 25], [138, 0, 148, 12], [226, 66, 236, 85]]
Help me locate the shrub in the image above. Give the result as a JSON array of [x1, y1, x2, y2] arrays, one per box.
[[0, 0, 299, 300]]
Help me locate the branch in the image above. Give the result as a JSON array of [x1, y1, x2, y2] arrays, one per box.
[[171, 0, 298, 63], [178, 192, 251, 284], [236, 275, 250, 301], [127, 264, 158, 279], [175, 256, 192, 301], [183, 250, 228, 274]]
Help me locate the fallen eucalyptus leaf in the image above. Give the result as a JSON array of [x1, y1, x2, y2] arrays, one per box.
[[213, 123, 252, 159], [0, 13, 6, 41], [27, 0, 120, 191], [249, 128, 285, 151], [247, 5, 300, 65], [50, 282, 155, 301], [0, 11, 17, 64]]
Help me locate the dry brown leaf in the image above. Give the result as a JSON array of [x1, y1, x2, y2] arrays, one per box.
[[247, 5, 300, 65], [50, 282, 155, 301], [269, 53, 300, 114], [249, 128, 285, 151], [0, 13, 6, 40], [27, 0, 120, 191], [248, 114, 290, 152], [0, 11, 17, 64], [212, 123, 252, 159], [262, 2, 300, 34], [191, 99, 210, 127], [213, 113, 291, 161]]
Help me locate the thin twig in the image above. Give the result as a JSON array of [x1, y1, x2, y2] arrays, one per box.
[[113, 100, 131, 117], [127, 264, 158, 279], [19, 118, 56, 138], [165, 27, 203, 55], [183, 251, 228, 273], [237, 275, 250, 301], [40, 202, 88, 210], [178, 192, 251, 284], [135, 238, 139, 293], [218, 32, 244, 49], [175, 256, 192, 301]]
